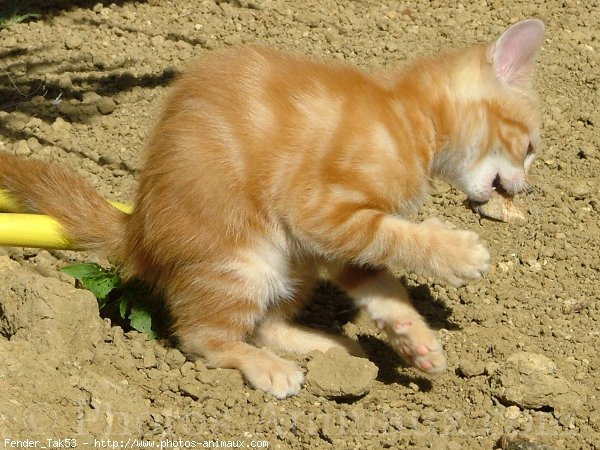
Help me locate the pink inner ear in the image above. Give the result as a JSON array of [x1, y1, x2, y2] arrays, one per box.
[[493, 19, 545, 85]]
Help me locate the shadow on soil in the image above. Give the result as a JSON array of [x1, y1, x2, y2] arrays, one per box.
[[302, 279, 459, 389], [1, 0, 180, 134]]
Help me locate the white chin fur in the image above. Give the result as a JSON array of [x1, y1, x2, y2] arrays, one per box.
[[464, 153, 526, 202]]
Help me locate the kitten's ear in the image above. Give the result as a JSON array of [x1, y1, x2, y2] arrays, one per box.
[[487, 19, 545, 86]]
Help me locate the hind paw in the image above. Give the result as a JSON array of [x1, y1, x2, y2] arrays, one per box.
[[240, 349, 304, 398], [376, 315, 447, 375]]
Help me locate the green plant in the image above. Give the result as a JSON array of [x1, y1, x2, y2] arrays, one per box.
[[61, 263, 158, 339], [0, 2, 40, 30]]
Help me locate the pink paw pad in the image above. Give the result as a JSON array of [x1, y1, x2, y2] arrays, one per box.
[[379, 317, 447, 375]]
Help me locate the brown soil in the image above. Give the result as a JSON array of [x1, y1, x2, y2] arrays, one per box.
[[1, 1, 599, 449]]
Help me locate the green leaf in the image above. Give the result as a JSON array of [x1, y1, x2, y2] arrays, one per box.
[[63, 262, 156, 339], [129, 304, 157, 339], [61, 263, 106, 280], [62, 263, 121, 301], [118, 294, 130, 319], [80, 273, 120, 300]]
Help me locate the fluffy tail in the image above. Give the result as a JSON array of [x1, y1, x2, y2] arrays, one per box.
[[0, 152, 129, 258]]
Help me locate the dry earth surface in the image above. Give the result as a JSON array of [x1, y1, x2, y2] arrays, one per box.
[[0, 0, 599, 449]]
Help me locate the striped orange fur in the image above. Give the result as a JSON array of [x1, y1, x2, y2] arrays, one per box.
[[0, 20, 544, 397]]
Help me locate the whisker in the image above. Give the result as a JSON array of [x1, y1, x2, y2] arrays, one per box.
[[522, 183, 535, 196]]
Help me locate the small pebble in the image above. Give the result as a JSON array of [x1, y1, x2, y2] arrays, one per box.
[[13, 140, 30, 156], [26, 137, 41, 152], [65, 34, 84, 50], [97, 97, 117, 115], [505, 405, 521, 420]]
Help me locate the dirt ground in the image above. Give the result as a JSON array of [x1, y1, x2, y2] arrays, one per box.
[[0, 1, 599, 449]]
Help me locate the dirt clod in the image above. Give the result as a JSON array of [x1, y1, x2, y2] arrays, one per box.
[[97, 97, 118, 115], [305, 348, 378, 399], [457, 358, 487, 378], [489, 352, 584, 414], [13, 140, 31, 156], [498, 434, 550, 450]]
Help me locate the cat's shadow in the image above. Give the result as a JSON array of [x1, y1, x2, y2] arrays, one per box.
[[299, 279, 460, 389], [357, 335, 433, 389]]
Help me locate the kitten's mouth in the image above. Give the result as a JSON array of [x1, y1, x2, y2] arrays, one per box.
[[467, 174, 508, 206], [491, 174, 509, 197]]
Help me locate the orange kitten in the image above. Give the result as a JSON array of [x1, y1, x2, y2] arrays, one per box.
[[0, 19, 544, 398]]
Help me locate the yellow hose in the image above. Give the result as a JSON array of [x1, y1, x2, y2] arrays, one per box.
[[0, 213, 76, 250], [0, 189, 133, 250]]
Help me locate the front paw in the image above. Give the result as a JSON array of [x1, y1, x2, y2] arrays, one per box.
[[420, 218, 490, 287]]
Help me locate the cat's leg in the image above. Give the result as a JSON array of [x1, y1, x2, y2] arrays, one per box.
[[254, 311, 366, 357], [327, 263, 447, 375], [253, 263, 365, 357], [292, 200, 489, 286], [167, 263, 304, 399]]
